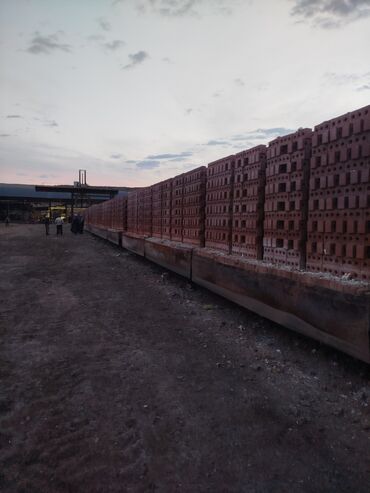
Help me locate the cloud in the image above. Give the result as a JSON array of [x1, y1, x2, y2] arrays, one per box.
[[162, 57, 173, 63], [110, 153, 123, 159], [325, 70, 370, 84], [203, 128, 295, 150], [97, 17, 111, 31], [33, 117, 58, 127], [138, 0, 198, 16], [103, 39, 125, 51], [234, 78, 245, 87], [0, 134, 11, 137], [6, 115, 22, 119], [123, 51, 149, 69], [231, 128, 295, 141], [45, 120, 58, 127], [357, 84, 370, 91], [185, 108, 193, 115], [324, 71, 370, 91], [87, 34, 105, 41], [133, 0, 242, 17], [291, 0, 370, 28], [146, 152, 193, 160], [27, 32, 71, 54], [205, 139, 230, 146], [136, 160, 160, 169]]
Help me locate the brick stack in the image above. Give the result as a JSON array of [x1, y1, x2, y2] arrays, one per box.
[[143, 187, 152, 236], [94, 204, 102, 227], [264, 129, 312, 269], [205, 155, 235, 252], [307, 105, 370, 280], [182, 166, 207, 246], [111, 196, 128, 231], [232, 145, 267, 259], [102, 200, 113, 229], [136, 188, 152, 236], [121, 196, 128, 232], [161, 179, 173, 240], [151, 183, 162, 238], [171, 174, 184, 242], [127, 191, 138, 234], [110, 197, 119, 230]]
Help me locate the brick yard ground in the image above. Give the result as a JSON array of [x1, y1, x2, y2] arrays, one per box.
[[0, 224, 369, 493]]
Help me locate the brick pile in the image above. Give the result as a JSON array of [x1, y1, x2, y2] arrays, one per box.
[[171, 174, 184, 242], [151, 183, 162, 238], [264, 129, 312, 269], [205, 156, 235, 252], [182, 166, 207, 246], [161, 179, 173, 240], [232, 145, 267, 259], [127, 190, 138, 234], [137, 188, 152, 236], [307, 105, 370, 280]]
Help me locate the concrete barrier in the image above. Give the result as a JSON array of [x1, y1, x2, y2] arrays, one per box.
[[121, 233, 146, 257], [107, 229, 122, 246], [191, 249, 370, 363], [86, 224, 108, 240], [87, 225, 370, 363], [145, 238, 193, 279]]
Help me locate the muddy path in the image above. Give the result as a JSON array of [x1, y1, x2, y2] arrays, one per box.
[[0, 224, 369, 492]]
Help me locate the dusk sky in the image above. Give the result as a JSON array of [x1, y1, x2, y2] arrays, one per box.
[[0, 0, 369, 187]]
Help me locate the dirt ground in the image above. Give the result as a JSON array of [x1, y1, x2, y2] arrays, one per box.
[[0, 224, 369, 493]]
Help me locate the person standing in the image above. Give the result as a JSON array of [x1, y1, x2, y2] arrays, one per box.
[[5, 216, 10, 227], [44, 216, 50, 236], [78, 214, 84, 234], [55, 216, 64, 236], [71, 214, 79, 234]]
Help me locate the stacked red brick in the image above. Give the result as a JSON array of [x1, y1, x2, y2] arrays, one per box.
[[182, 166, 206, 246], [264, 129, 312, 269], [161, 179, 173, 240], [111, 196, 128, 231], [205, 156, 235, 252], [96, 202, 103, 228], [127, 191, 138, 234], [232, 145, 266, 259], [151, 183, 162, 238], [137, 188, 152, 236], [171, 174, 184, 242], [307, 105, 370, 280], [104, 200, 113, 229]]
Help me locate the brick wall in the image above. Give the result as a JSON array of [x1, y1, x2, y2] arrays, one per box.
[[205, 155, 235, 252], [232, 145, 266, 259], [263, 128, 312, 269], [182, 166, 206, 246], [85, 104, 370, 281], [307, 105, 370, 280]]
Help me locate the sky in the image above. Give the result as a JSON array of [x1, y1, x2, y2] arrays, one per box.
[[0, 0, 369, 187]]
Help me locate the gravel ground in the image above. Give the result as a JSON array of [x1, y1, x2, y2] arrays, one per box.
[[0, 224, 369, 493]]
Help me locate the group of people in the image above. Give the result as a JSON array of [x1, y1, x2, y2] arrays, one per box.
[[43, 214, 84, 236]]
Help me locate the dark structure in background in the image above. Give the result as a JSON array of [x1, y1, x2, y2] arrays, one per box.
[[0, 171, 131, 222]]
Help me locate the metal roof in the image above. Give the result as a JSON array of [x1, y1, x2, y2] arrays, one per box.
[[0, 183, 130, 201]]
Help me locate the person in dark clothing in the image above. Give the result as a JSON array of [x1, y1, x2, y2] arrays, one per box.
[[44, 216, 50, 235], [78, 215, 84, 234], [5, 217, 10, 227], [71, 215, 79, 234]]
